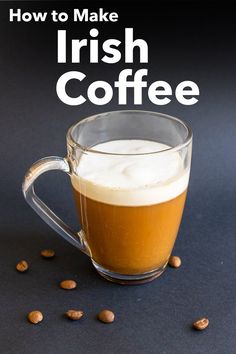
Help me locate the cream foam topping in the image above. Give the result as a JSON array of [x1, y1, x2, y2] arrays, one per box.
[[71, 140, 189, 206]]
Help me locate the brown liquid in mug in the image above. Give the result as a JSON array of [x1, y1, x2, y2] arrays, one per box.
[[72, 188, 187, 274]]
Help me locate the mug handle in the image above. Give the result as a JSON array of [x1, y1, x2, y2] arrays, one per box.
[[22, 156, 89, 255]]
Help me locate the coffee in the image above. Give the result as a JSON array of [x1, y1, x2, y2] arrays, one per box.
[[71, 140, 189, 275]]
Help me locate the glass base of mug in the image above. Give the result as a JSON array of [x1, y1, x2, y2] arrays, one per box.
[[92, 260, 167, 285]]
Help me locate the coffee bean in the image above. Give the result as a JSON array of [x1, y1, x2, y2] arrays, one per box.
[[66, 310, 84, 320], [16, 260, 28, 272], [60, 280, 77, 290], [28, 311, 43, 324], [41, 249, 55, 259], [193, 318, 209, 330], [168, 256, 181, 268], [97, 309, 115, 323]]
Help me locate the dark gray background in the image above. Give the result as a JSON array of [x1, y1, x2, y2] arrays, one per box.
[[0, 1, 236, 353]]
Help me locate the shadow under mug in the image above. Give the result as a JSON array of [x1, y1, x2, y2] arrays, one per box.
[[22, 110, 192, 284]]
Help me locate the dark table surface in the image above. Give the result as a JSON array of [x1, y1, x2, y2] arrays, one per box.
[[0, 2, 236, 353]]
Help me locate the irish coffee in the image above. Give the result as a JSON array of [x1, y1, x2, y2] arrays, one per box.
[[71, 140, 189, 275]]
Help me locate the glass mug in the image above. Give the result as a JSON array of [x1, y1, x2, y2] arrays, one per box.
[[22, 110, 192, 284]]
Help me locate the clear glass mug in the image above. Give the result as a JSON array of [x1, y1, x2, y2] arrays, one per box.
[[22, 110, 192, 284]]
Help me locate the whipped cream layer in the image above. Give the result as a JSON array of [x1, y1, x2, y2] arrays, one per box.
[[71, 140, 189, 206]]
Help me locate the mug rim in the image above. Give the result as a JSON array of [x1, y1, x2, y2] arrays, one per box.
[[67, 110, 193, 156]]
